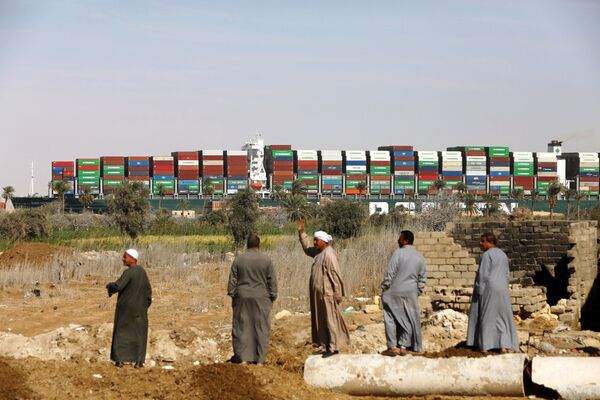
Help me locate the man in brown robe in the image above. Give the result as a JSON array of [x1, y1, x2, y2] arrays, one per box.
[[298, 221, 350, 357], [227, 234, 278, 365], [106, 249, 152, 368]]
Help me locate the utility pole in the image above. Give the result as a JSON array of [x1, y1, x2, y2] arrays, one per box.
[[30, 161, 35, 196]]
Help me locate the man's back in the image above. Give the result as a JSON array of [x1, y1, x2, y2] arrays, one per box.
[[383, 246, 426, 296], [229, 251, 277, 299]]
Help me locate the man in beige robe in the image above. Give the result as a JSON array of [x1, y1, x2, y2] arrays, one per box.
[[298, 221, 350, 357]]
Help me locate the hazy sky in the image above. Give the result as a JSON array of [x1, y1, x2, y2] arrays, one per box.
[[1, 0, 599, 195]]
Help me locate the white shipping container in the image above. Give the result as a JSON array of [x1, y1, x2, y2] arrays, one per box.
[[536, 152, 556, 161], [153, 156, 173, 161], [346, 165, 367, 172], [417, 151, 438, 157], [179, 160, 199, 166], [441, 151, 462, 158], [345, 151, 366, 157], [579, 152, 598, 158], [466, 171, 487, 176], [394, 171, 415, 176], [466, 156, 486, 162], [203, 150, 224, 156], [227, 150, 247, 156]]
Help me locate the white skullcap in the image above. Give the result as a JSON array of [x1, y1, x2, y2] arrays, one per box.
[[125, 249, 139, 260], [313, 231, 332, 243]]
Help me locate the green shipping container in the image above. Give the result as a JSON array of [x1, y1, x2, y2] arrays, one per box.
[[271, 150, 293, 157], [77, 159, 100, 166]]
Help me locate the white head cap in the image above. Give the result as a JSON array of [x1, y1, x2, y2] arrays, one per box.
[[125, 248, 139, 260], [313, 231, 333, 243]]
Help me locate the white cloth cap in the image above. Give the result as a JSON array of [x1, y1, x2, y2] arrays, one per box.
[[125, 248, 139, 260], [313, 231, 332, 243]]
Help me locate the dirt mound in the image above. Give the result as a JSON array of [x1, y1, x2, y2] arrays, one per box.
[[191, 364, 271, 400], [0, 357, 38, 399], [0, 243, 73, 267]]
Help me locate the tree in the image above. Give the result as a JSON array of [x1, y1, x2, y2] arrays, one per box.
[[280, 193, 315, 222], [482, 193, 500, 217], [529, 189, 539, 211], [227, 188, 260, 248], [463, 193, 478, 217], [202, 177, 214, 196], [0, 208, 51, 243], [79, 186, 94, 211], [52, 180, 71, 214], [574, 190, 587, 220], [510, 188, 524, 203], [433, 179, 446, 193], [318, 199, 368, 239], [356, 181, 368, 196], [1, 186, 15, 202], [563, 188, 577, 219], [546, 181, 563, 220], [290, 180, 307, 196], [107, 181, 150, 241], [156, 183, 167, 209], [454, 182, 466, 196], [178, 198, 190, 212]]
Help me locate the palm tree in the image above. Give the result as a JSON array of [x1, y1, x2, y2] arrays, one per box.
[[529, 188, 539, 211], [356, 181, 367, 196], [52, 180, 71, 214], [156, 183, 166, 209], [433, 179, 446, 193], [574, 190, 587, 220], [546, 181, 563, 220], [510, 188, 524, 203], [483, 193, 500, 217], [202, 177, 214, 197], [2, 186, 15, 203], [79, 186, 94, 211], [463, 193, 478, 217], [563, 188, 577, 219], [454, 182, 466, 196], [280, 193, 314, 221], [291, 180, 307, 196]]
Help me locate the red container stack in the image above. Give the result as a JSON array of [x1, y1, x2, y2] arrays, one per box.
[[202, 150, 225, 195], [173, 151, 200, 195], [127, 156, 151, 190]]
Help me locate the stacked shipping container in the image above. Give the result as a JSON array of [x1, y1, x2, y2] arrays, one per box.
[[51, 161, 75, 195], [172, 152, 200, 195], [226, 150, 249, 194], [152, 156, 175, 195], [535, 152, 558, 195], [76, 158, 101, 195], [511, 152, 535, 193], [416, 151, 439, 194], [202, 150, 225, 195], [127, 157, 151, 190], [487, 147, 510, 196], [368, 151, 391, 195], [344, 151, 367, 195], [266, 146, 294, 190], [295, 150, 319, 195], [565, 153, 600, 196], [449, 147, 487, 194], [440, 151, 463, 191], [379, 146, 415, 196], [320, 150, 343, 195], [101, 157, 125, 194]]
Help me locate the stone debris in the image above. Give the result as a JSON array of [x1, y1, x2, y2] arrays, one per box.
[[274, 310, 292, 320]]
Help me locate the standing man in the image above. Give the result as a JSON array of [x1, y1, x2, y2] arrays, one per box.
[[106, 249, 152, 368], [227, 234, 278, 365], [466, 232, 519, 353], [298, 220, 350, 357], [381, 230, 426, 356]]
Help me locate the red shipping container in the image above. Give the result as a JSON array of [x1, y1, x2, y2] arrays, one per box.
[[488, 157, 510, 162], [490, 176, 510, 181], [52, 161, 74, 167], [371, 176, 390, 181], [269, 145, 292, 150], [579, 176, 599, 182], [393, 156, 415, 162], [78, 165, 100, 171], [63, 171, 75, 177], [442, 176, 462, 181]]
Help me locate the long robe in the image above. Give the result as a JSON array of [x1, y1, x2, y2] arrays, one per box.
[[466, 247, 519, 351], [227, 250, 278, 363], [106, 264, 152, 363], [299, 233, 350, 352], [381, 245, 427, 351]]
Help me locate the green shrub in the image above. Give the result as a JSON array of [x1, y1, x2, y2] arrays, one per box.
[[318, 199, 368, 239], [0, 209, 51, 242]]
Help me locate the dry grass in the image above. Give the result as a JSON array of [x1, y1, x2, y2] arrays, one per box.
[[0, 230, 400, 312]]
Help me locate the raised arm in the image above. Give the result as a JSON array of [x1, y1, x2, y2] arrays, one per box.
[[298, 220, 320, 258]]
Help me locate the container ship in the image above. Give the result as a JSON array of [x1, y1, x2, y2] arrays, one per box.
[[50, 138, 599, 199]]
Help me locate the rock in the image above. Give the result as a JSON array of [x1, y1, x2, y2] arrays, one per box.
[[363, 305, 380, 314], [275, 310, 292, 320], [373, 296, 381, 306], [550, 305, 565, 315], [538, 341, 557, 353]]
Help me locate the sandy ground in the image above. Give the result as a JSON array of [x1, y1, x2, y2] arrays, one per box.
[[0, 246, 599, 399]]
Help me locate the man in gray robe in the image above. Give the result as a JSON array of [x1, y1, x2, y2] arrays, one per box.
[[466, 232, 519, 352], [106, 248, 152, 368], [381, 230, 426, 356], [298, 220, 350, 357], [227, 234, 277, 364]]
